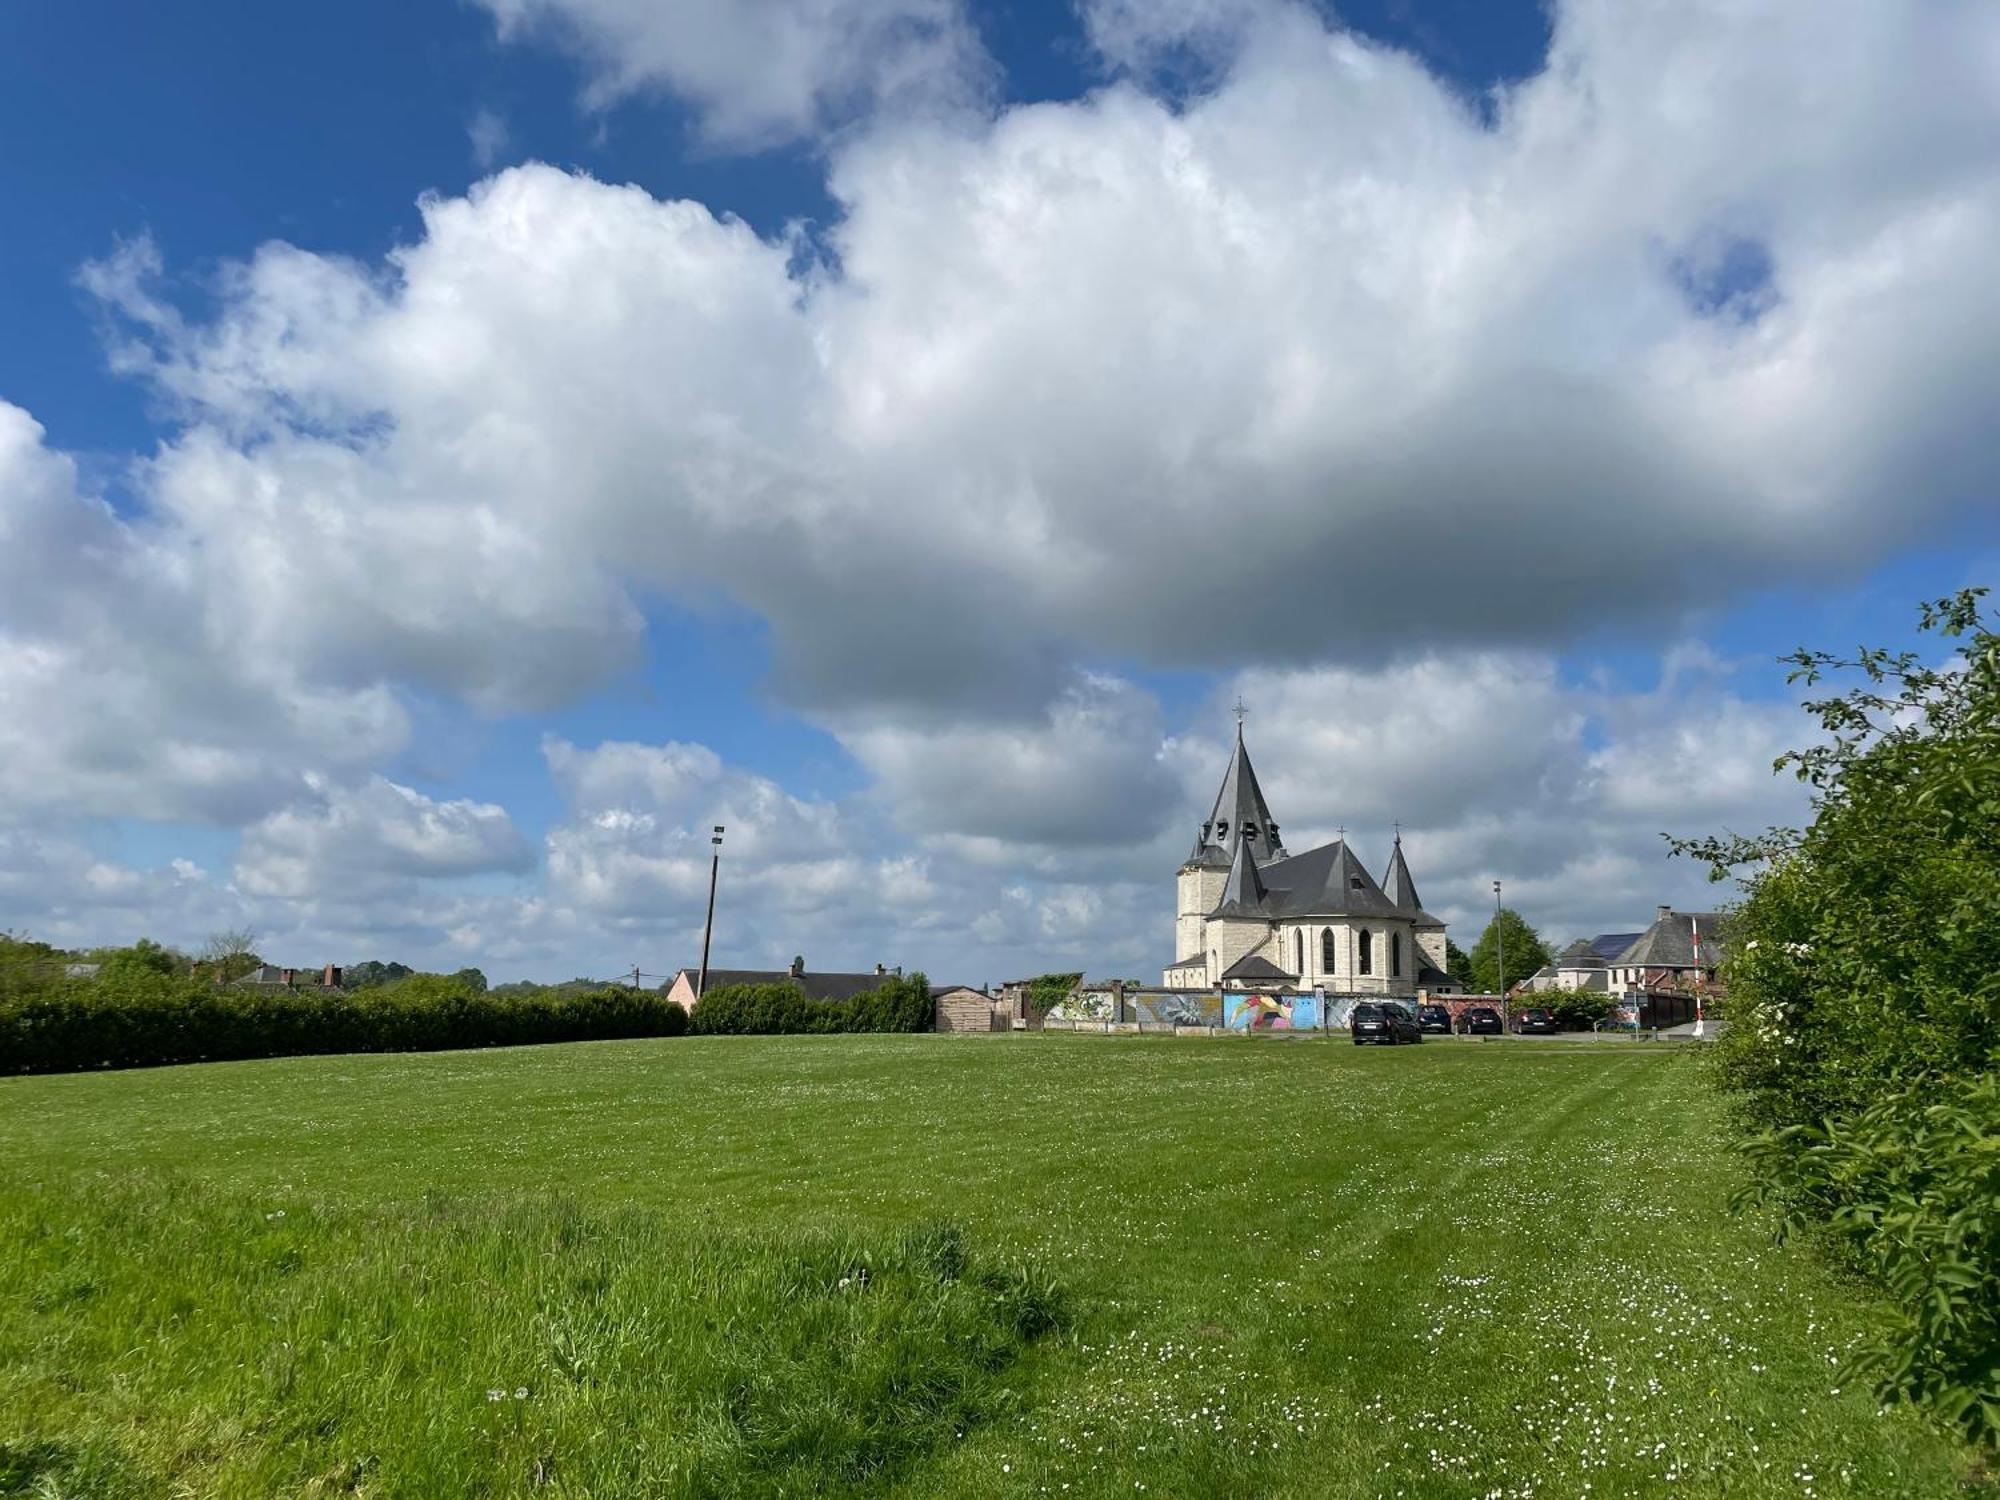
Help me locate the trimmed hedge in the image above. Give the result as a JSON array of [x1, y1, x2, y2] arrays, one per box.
[[690, 972, 932, 1036], [0, 966, 687, 1075]]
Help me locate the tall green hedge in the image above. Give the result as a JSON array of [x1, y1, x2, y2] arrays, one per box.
[[1680, 589, 1999, 1449], [690, 973, 932, 1036], [0, 965, 687, 1075]]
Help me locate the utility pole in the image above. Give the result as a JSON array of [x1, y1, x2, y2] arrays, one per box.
[[697, 825, 724, 1002], [1493, 879, 1506, 1029]]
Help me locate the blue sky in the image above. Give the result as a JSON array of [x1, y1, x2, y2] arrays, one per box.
[[1, 0, 1994, 982]]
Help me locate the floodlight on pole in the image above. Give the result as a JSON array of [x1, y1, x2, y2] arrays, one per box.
[[1494, 879, 1506, 1029], [697, 826, 724, 1002]]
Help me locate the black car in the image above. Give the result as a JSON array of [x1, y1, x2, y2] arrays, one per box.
[[1514, 1006, 1559, 1035], [1459, 1006, 1502, 1035], [1351, 1002, 1423, 1045], [1415, 1003, 1454, 1034]]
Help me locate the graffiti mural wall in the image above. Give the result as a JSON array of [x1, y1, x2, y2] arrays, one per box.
[[1223, 993, 1323, 1030], [1131, 992, 1224, 1027]]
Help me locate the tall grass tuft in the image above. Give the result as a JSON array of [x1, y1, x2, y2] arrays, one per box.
[[0, 1172, 1065, 1496]]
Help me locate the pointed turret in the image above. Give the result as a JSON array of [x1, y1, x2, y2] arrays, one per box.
[[1379, 831, 1442, 924], [1380, 832, 1422, 913], [1212, 830, 1269, 917], [1186, 721, 1285, 867]]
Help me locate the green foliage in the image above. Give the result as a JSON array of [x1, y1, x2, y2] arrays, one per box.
[[198, 929, 261, 983], [1736, 1074, 2000, 1445], [450, 966, 488, 994], [1445, 937, 1475, 986], [1547, 989, 1613, 1030], [690, 972, 934, 1036], [0, 1171, 1062, 1495], [344, 959, 415, 990], [1467, 910, 1548, 994], [1023, 972, 1083, 1017], [0, 965, 688, 1076], [1681, 588, 2000, 1448]]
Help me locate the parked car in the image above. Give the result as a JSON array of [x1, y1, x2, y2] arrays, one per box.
[[1415, 1003, 1454, 1034], [1351, 1002, 1423, 1045], [1513, 1006, 1559, 1035], [1459, 1006, 1502, 1035]]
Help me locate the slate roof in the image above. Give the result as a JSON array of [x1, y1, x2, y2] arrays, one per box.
[[1379, 834, 1443, 925], [680, 968, 893, 1002], [1220, 953, 1297, 984], [1185, 724, 1286, 866], [1609, 912, 1726, 970], [1248, 839, 1408, 919], [1211, 834, 1269, 917], [1555, 938, 1606, 969]]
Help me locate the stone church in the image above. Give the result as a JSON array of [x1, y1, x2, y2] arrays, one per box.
[[1164, 724, 1449, 995]]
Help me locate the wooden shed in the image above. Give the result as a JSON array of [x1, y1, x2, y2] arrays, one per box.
[[932, 985, 1003, 1033]]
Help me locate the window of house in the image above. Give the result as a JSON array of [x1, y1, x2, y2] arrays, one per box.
[[1391, 931, 1402, 976], [1359, 929, 1373, 975], [1321, 927, 1336, 972], [1295, 930, 1304, 975]]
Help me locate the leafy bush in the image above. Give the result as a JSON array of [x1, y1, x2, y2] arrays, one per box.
[[1547, 990, 1612, 1030], [690, 972, 933, 1036], [0, 953, 688, 1075], [1678, 589, 2000, 1448], [1737, 1073, 1999, 1443]]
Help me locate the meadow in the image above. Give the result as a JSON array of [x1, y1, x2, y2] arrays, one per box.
[[0, 1034, 1982, 1497]]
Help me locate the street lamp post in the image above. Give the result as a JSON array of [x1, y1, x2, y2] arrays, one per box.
[[1493, 879, 1506, 1029], [697, 825, 724, 1002]]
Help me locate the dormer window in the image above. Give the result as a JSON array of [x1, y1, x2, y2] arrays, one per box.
[[1216, 821, 1229, 839], [1349, 876, 1364, 890]]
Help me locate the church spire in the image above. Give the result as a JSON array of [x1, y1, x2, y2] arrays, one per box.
[[1380, 830, 1437, 922], [1188, 712, 1285, 866]]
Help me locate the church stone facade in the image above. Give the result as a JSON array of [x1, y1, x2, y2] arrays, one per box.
[[1164, 726, 1448, 995]]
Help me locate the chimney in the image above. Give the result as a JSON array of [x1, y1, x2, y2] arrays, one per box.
[[789, 956, 804, 978], [324, 963, 341, 988], [1656, 905, 1673, 924], [875, 962, 886, 976]]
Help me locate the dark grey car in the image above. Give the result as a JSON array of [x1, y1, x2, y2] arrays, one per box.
[[1351, 1002, 1422, 1045]]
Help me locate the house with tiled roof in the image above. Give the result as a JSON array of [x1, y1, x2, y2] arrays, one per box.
[[1606, 907, 1725, 993]]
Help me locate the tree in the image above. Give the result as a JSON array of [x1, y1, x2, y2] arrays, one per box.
[[1445, 937, 1475, 987], [200, 928, 261, 983], [345, 960, 414, 990], [1466, 909, 1548, 995], [451, 967, 489, 994]]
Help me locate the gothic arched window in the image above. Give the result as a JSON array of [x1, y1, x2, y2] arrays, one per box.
[[1358, 929, 1374, 976], [1391, 932, 1403, 977], [1321, 927, 1336, 972]]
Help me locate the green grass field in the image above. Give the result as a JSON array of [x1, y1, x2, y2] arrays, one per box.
[[0, 1035, 1981, 1497]]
